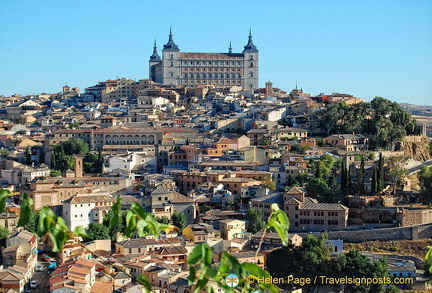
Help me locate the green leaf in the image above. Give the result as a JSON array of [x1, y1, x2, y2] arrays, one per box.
[[124, 210, 137, 238], [137, 274, 152, 293], [17, 193, 34, 228], [221, 252, 241, 275], [109, 196, 122, 230], [426, 246, 432, 260], [188, 265, 196, 285], [242, 263, 280, 293], [202, 242, 212, 267], [0, 189, 11, 214], [205, 268, 219, 282], [37, 206, 57, 237], [50, 217, 70, 252], [130, 201, 147, 219], [267, 209, 289, 246], [73, 226, 93, 239], [136, 219, 149, 237], [194, 277, 209, 293], [187, 243, 206, 265]]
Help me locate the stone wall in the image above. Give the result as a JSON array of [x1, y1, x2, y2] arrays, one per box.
[[298, 223, 432, 243]]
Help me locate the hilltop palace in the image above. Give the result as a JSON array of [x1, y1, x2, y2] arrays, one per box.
[[149, 29, 258, 90]]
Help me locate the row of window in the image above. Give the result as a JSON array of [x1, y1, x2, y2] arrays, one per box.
[[183, 73, 242, 79], [182, 80, 242, 85], [299, 211, 339, 217], [181, 60, 244, 66], [183, 68, 242, 72], [299, 219, 339, 226]]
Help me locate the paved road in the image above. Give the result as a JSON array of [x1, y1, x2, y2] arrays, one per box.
[[407, 159, 432, 174], [26, 261, 50, 293]]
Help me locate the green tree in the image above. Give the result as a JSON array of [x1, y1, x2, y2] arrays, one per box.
[[103, 211, 125, 241], [51, 151, 57, 170], [419, 165, 432, 204], [157, 216, 170, 225], [341, 160, 349, 196], [290, 144, 310, 155], [25, 146, 32, 165], [171, 211, 187, 231], [260, 179, 276, 191], [0, 226, 10, 247], [50, 170, 62, 177], [62, 138, 89, 156], [355, 156, 365, 195], [377, 153, 384, 193], [70, 122, 80, 129], [371, 167, 378, 195], [267, 235, 331, 281], [332, 250, 398, 293], [306, 178, 334, 202], [245, 208, 266, 234], [87, 223, 110, 240], [24, 210, 39, 234], [385, 157, 408, 196]]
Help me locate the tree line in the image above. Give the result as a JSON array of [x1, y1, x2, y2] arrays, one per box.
[[316, 97, 420, 150], [51, 138, 103, 175]]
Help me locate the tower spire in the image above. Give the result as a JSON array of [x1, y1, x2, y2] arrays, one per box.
[[243, 28, 258, 52], [163, 26, 179, 51], [229, 40, 232, 53], [169, 26, 173, 42], [149, 39, 161, 62]]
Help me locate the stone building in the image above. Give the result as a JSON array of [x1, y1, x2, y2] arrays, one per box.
[[149, 28, 259, 90]]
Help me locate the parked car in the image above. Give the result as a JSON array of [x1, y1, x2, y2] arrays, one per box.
[[35, 264, 44, 271], [30, 280, 38, 289]]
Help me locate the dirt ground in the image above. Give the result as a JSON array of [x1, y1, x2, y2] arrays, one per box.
[[344, 239, 432, 259]]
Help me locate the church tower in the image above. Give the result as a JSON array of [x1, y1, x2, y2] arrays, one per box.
[[149, 40, 162, 82], [161, 27, 181, 85], [243, 29, 259, 91]]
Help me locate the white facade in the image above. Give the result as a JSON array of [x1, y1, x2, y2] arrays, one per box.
[[63, 193, 114, 231], [103, 152, 157, 173]]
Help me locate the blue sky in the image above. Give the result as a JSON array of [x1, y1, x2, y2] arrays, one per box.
[[1, 0, 431, 105]]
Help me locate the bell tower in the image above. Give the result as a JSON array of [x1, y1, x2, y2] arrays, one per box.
[[243, 29, 259, 91]]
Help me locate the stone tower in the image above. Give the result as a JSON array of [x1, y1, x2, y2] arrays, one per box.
[[149, 40, 162, 82], [161, 27, 181, 85], [74, 155, 84, 178], [242, 29, 259, 91]]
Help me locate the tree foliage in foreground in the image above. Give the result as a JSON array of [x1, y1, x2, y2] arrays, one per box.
[[0, 187, 290, 293]]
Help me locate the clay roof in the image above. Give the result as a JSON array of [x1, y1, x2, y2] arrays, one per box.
[[90, 281, 113, 293], [66, 194, 114, 204], [170, 192, 194, 204], [120, 237, 181, 248]]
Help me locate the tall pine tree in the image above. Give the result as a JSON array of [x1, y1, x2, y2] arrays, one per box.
[[371, 166, 378, 195], [377, 153, 384, 193], [356, 156, 365, 195]]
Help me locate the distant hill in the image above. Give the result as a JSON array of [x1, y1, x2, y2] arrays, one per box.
[[399, 103, 432, 117]]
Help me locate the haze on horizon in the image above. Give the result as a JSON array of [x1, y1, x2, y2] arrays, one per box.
[[0, 0, 431, 105]]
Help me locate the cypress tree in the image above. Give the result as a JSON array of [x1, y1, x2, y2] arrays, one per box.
[[356, 156, 365, 195], [25, 146, 31, 165], [341, 159, 348, 195], [377, 153, 384, 193], [347, 165, 352, 195], [51, 151, 57, 170], [371, 167, 378, 195]]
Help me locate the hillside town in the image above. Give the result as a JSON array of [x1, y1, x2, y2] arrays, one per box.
[[0, 31, 432, 293]]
